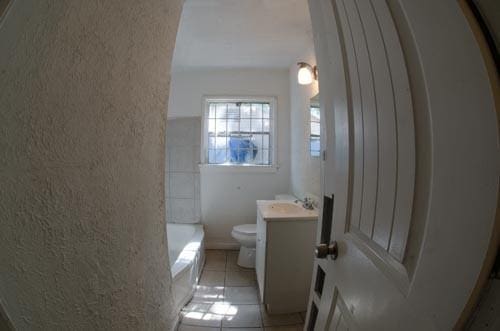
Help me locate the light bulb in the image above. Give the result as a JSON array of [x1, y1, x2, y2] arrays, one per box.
[[297, 63, 314, 85]]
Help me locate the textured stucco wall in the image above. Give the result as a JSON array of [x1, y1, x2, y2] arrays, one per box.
[[0, 1, 183, 330]]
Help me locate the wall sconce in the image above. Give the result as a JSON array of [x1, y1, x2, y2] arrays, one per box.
[[297, 62, 318, 85]]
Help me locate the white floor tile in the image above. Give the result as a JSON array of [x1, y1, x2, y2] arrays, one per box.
[[182, 302, 212, 313], [226, 271, 257, 286], [200, 270, 226, 286], [180, 308, 223, 328], [222, 304, 262, 328], [264, 325, 304, 331], [222, 328, 263, 331], [191, 285, 225, 303], [206, 249, 227, 258], [178, 324, 219, 331], [260, 305, 302, 327], [205, 252, 227, 271], [224, 286, 259, 304]]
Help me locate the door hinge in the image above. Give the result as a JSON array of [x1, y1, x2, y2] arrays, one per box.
[[322, 150, 326, 161]]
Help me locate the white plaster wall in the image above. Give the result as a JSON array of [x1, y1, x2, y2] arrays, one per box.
[[289, 65, 321, 201], [167, 69, 290, 247], [0, 1, 183, 330]]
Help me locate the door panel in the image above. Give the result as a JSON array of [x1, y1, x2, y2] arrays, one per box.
[[310, 0, 419, 328], [337, 0, 415, 264], [325, 288, 355, 331], [307, 0, 499, 329]]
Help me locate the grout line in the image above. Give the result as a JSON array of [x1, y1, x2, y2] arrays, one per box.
[[221, 251, 227, 331]]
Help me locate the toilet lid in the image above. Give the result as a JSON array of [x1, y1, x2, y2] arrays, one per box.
[[233, 224, 256, 235]]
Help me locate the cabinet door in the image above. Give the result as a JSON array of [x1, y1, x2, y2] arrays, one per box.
[[256, 212, 266, 302]]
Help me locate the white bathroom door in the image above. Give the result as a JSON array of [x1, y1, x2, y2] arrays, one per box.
[[306, 0, 499, 330]]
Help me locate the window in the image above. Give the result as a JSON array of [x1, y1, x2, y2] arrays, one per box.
[[310, 104, 321, 157], [203, 97, 275, 166]]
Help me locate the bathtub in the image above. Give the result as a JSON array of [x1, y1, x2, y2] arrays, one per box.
[[167, 223, 205, 316]]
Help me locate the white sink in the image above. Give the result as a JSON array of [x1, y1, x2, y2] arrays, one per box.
[[257, 200, 318, 221], [269, 202, 304, 214]]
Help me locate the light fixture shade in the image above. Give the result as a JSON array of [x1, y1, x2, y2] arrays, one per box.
[[297, 62, 315, 85]]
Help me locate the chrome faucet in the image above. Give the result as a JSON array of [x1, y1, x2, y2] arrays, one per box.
[[295, 197, 315, 210]]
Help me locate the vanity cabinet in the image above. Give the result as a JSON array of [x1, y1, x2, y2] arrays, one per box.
[[255, 200, 318, 314]]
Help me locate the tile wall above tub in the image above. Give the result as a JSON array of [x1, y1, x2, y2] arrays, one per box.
[[166, 117, 201, 223]]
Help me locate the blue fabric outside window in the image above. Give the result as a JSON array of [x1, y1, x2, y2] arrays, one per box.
[[229, 137, 258, 163]]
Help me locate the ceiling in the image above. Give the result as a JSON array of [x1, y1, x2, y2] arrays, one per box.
[[171, 0, 315, 71]]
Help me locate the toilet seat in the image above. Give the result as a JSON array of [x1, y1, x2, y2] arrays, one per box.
[[232, 224, 256, 235]]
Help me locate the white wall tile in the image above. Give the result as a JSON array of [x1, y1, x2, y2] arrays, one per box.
[[170, 146, 195, 172], [194, 173, 200, 200], [171, 198, 196, 223], [166, 117, 201, 224], [167, 118, 198, 147], [193, 145, 201, 172], [170, 173, 195, 199], [194, 199, 201, 222], [166, 198, 173, 222]]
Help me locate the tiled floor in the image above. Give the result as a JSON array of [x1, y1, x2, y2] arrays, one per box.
[[178, 250, 306, 331]]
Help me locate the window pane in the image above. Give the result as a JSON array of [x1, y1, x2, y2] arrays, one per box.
[[263, 119, 270, 132], [216, 103, 227, 118], [252, 134, 264, 150], [263, 104, 270, 118], [228, 119, 239, 135], [208, 149, 216, 163], [208, 118, 216, 134], [208, 136, 216, 149], [215, 149, 227, 163], [310, 137, 320, 156], [227, 103, 240, 119], [240, 103, 251, 118], [209, 104, 216, 118], [215, 136, 227, 149], [216, 118, 227, 135], [241, 149, 255, 164], [251, 103, 263, 118], [311, 122, 320, 136], [250, 148, 263, 165], [310, 107, 320, 122], [251, 118, 263, 132], [263, 135, 269, 149], [262, 149, 270, 165], [240, 118, 251, 133]]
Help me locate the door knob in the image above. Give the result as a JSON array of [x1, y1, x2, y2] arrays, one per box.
[[315, 241, 338, 260]]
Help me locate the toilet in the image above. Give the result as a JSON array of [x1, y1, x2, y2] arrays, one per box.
[[231, 224, 257, 268]]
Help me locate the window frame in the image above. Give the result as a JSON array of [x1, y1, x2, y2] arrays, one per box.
[[201, 96, 278, 171]]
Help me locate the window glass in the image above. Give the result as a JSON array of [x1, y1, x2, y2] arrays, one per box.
[[205, 100, 274, 166], [310, 105, 321, 157]]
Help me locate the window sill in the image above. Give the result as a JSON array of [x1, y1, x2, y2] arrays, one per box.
[[199, 164, 279, 174]]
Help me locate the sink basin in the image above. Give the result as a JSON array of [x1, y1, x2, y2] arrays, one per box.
[[268, 202, 304, 214], [257, 200, 318, 221]]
